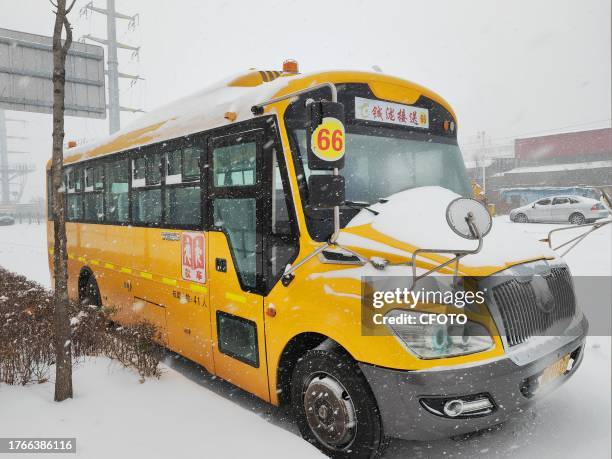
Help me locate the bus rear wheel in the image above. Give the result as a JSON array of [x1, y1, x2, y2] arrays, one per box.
[[291, 348, 388, 459], [80, 275, 101, 308]]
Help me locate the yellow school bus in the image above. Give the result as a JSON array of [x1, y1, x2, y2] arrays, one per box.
[[47, 61, 587, 458]]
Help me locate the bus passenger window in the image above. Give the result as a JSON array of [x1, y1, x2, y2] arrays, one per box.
[[85, 167, 94, 190], [145, 152, 162, 185], [165, 186, 201, 227], [67, 169, 75, 191], [213, 197, 257, 288], [213, 143, 256, 187], [74, 168, 83, 192], [93, 166, 104, 190], [105, 159, 129, 223], [166, 149, 182, 177], [165, 149, 182, 185], [182, 147, 201, 181], [67, 194, 82, 221], [66, 167, 82, 222], [133, 157, 146, 188], [84, 193, 104, 221], [84, 164, 104, 222], [133, 189, 162, 225]]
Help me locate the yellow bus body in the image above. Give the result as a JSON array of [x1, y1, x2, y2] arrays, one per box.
[[47, 69, 553, 406]]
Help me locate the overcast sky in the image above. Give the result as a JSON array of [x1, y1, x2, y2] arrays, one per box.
[[2, 0, 611, 200]]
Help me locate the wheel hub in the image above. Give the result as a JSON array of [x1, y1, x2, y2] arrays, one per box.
[[303, 373, 356, 449]]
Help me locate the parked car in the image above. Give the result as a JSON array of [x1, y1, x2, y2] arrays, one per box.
[[0, 214, 15, 226], [510, 195, 610, 224]]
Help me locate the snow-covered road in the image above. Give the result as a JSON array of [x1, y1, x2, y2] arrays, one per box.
[[0, 218, 610, 458]]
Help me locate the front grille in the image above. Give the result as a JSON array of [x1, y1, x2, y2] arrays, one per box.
[[492, 267, 576, 346]]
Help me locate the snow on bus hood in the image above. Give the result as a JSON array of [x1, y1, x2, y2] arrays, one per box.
[[342, 186, 556, 269]]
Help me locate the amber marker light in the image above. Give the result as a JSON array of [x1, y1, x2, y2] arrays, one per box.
[[282, 59, 299, 74]]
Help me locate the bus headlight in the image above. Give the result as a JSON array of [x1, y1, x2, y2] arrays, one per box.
[[385, 310, 494, 359]]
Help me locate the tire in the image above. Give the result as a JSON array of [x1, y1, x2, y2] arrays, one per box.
[[513, 213, 528, 223], [291, 349, 389, 459], [80, 275, 101, 308], [569, 213, 585, 225]]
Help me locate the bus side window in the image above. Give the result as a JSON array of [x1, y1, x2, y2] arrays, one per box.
[[132, 149, 162, 225], [164, 146, 203, 228], [268, 149, 298, 282], [66, 166, 82, 222], [84, 164, 104, 222], [212, 140, 259, 289], [105, 158, 129, 223]]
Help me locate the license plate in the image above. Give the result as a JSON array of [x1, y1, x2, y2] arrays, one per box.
[[539, 354, 571, 387]]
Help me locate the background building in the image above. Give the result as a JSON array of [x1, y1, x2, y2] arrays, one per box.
[[466, 127, 612, 213]]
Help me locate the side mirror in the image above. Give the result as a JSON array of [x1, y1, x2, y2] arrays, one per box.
[[307, 174, 345, 208], [306, 100, 346, 170], [532, 204, 536, 208], [446, 197, 492, 240]]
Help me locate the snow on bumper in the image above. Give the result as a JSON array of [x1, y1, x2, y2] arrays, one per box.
[[358, 315, 588, 441]]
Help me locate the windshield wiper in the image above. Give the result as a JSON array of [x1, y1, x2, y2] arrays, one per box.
[[343, 200, 379, 215]]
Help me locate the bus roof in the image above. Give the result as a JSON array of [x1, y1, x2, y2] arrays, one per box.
[[56, 69, 456, 167]]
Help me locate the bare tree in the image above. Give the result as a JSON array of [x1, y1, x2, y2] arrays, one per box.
[[50, 0, 76, 402]]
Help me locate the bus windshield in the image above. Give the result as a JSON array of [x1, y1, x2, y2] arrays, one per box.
[[293, 129, 472, 204]]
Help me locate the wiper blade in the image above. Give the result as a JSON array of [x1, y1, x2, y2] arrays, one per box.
[[343, 200, 379, 216]]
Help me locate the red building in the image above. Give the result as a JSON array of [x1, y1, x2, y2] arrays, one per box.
[[487, 127, 612, 212], [515, 127, 611, 165]]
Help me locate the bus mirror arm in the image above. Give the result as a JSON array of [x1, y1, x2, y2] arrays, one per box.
[[410, 214, 484, 289], [544, 188, 611, 256], [282, 242, 331, 286], [545, 218, 611, 257], [281, 238, 371, 286]]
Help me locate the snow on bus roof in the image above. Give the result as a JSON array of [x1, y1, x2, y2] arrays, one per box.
[[60, 69, 454, 165], [62, 72, 299, 164]]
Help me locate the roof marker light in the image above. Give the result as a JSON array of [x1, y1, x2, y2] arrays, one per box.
[[283, 59, 299, 74]]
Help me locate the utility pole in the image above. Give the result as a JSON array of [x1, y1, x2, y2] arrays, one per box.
[[0, 110, 8, 205], [0, 110, 31, 206], [106, 0, 120, 133], [80, 0, 142, 134], [477, 130, 487, 195]]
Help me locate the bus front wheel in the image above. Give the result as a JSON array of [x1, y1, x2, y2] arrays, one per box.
[[291, 348, 389, 459]]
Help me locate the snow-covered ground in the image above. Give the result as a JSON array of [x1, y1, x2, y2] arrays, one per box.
[[0, 218, 610, 458], [0, 222, 51, 287]]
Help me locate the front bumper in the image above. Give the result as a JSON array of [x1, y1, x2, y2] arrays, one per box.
[[359, 314, 588, 441]]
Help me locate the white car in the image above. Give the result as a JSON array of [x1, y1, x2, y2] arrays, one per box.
[[510, 195, 610, 224]]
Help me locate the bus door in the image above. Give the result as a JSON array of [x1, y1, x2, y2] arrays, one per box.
[[207, 127, 271, 401]]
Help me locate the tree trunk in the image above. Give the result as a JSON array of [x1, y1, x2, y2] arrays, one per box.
[[51, 0, 76, 402]]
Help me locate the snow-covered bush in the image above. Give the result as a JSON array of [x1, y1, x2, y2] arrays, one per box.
[[0, 267, 163, 385]]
